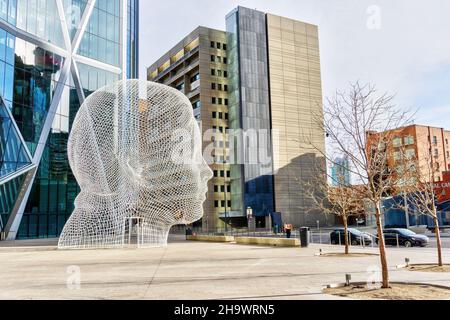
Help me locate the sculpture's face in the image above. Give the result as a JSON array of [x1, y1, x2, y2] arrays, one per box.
[[125, 91, 213, 225], [69, 80, 212, 227]]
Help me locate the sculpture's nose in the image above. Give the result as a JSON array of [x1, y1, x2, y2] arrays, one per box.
[[200, 158, 213, 183]]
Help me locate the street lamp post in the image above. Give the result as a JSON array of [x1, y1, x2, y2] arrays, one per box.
[[223, 140, 228, 233]]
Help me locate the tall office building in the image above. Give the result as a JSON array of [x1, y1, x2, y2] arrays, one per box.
[[149, 6, 327, 230], [227, 7, 326, 227], [331, 156, 351, 186], [0, 0, 139, 240], [148, 27, 231, 231]]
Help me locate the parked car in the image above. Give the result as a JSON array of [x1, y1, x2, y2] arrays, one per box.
[[376, 229, 429, 247], [330, 228, 372, 246]]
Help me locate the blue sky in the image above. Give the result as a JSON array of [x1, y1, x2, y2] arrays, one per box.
[[139, 0, 450, 129]]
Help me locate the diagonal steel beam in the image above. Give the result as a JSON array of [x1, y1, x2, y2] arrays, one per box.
[[55, 0, 72, 53], [4, 57, 72, 240], [0, 96, 33, 163], [72, 0, 97, 55], [71, 60, 86, 103], [0, 19, 68, 58]]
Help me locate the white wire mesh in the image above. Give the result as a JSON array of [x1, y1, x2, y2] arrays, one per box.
[[58, 80, 213, 249]]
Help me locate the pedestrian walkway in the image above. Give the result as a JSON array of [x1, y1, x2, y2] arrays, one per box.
[[0, 240, 449, 300]]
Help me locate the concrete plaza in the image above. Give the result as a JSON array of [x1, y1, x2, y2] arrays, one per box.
[[0, 237, 449, 300]]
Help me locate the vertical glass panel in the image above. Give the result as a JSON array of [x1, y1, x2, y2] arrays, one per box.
[[16, 0, 64, 47], [7, 0, 16, 25], [78, 0, 120, 67], [0, 0, 8, 21], [0, 29, 6, 61]]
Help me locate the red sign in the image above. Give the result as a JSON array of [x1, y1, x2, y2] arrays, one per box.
[[434, 172, 450, 203]]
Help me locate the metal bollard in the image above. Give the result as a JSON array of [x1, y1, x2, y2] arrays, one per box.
[[396, 234, 400, 248]]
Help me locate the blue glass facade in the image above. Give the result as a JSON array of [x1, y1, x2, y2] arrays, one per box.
[[331, 156, 351, 187], [383, 196, 450, 229], [226, 7, 274, 218], [0, 0, 138, 239], [126, 0, 138, 78]]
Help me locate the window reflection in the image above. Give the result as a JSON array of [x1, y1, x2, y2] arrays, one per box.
[[12, 38, 64, 155]]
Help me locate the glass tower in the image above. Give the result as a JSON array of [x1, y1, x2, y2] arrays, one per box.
[[0, 0, 139, 240]]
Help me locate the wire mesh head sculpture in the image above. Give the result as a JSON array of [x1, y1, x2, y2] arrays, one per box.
[[58, 80, 213, 249]]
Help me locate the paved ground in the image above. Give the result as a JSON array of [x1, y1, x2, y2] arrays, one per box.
[[0, 237, 449, 300]]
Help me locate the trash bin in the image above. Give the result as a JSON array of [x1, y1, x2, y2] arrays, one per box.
[[300, 227, 310, 247]]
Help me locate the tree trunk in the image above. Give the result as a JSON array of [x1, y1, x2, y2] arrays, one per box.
[[375, 202, 390, 288], [433, 213, 443, 267], [343, 217, 349, 255]]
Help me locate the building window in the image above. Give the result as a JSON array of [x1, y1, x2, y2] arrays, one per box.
[[224, 99, 229, 106], [217, 56, 222, 63], [227, 171, 231, 178], [220, 185, 225, 193], [406, 149, 416, 159], [212, 111, 217, 119], [210, 41, 215, 48], [404, 136, 414, 146], [221, 200, 226, 208], [217, 84, 222, 91], [211, 69, 215, 76], [223, 44, 227, 50], [220, 170, 225, 177], [393, 137, 402, 147], [192, 101, 201, 109], [224, 85, 228, 92], [211, 83, 216, 90], [216, 42, 221, 49], [212, 126, 217, 132], [435, 149, 439, 157], [224, 71, 228, 78], [214, 185, 219, 192], [213, 170, 218, 177], [433, 136, 438, 145], [223, 57, 227, 64], [211, 55, 215, 62], [214, 200, 219, 208], [218, 98, 223, 105], [217, 70, 222, 77], [212, 97, 216, 104], [227, 185, 231, 193], [218, 112, 223, 119], [225, 113, 229, 120], [175, 83, 185, 92], [190, 73, 200, 82]]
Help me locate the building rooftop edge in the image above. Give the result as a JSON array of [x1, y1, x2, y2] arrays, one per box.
[[146, 25, 226, 74]]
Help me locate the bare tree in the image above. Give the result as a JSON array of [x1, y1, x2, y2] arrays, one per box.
[[302, 167, 364, 254], [308, 82, 414, 288], [396, 149, 444, 266]]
